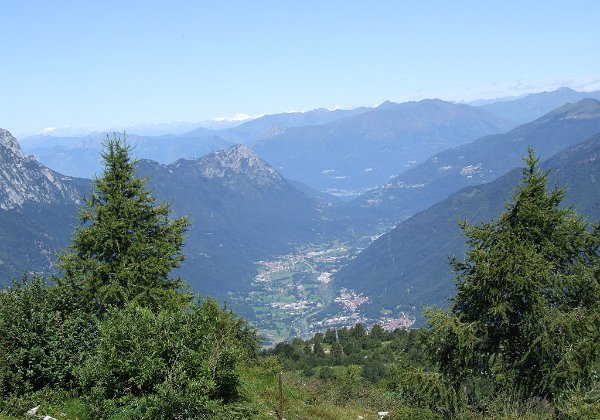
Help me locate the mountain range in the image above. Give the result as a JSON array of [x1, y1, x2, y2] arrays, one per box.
[[477, 87, 600, 126], [252, 99, 511, 194], [21, 100, 509, 193], [0, 131, 345, 302], [5, 88, 600, 329], [19, 107, 370, 179], [334, 131, 600, 322], [20, 130, 233, 179], [19, 88, 600, 197], [351, 98, 600, 226]]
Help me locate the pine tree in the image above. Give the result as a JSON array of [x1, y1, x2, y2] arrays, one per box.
[[428, 148, 600, 399], [58, 135, 190, 313]]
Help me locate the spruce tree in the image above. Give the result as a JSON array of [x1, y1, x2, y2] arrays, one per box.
[[58, 135, 190, 313], [428, 148, 600, 399]]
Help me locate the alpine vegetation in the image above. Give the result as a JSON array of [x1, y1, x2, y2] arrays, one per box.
[[0, 136, 260, 419]]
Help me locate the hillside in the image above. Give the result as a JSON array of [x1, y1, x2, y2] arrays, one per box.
[[352, 98, 600, 226], [334, 132, 600, 321], [0, 129, 88, 282], [252, 99, 511, 194], [479, 87, 600, 125], [135, 144, 343, 298]]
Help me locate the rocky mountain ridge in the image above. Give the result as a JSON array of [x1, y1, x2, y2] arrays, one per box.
[[170, 144, 284, 187], [0, 129, 82, 210]]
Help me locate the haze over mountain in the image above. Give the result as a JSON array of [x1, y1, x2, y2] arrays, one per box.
[[210, 107, 370, 145], [334, 132, 600, 322], [20, 131, 234, 179], [253, 99, 511, 195], [20, 107, 369, 179], [477, 87, 600, 126], [353, 98, 600, 225], [22, 89, 600, 191]]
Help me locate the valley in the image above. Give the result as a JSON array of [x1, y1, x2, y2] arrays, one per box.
[[229, 237, 415, 346], [3, 5, 600, 417], [3, 90, 600, 341]]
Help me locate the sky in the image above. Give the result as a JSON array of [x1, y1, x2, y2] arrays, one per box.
[[1, 0, 600, 136]]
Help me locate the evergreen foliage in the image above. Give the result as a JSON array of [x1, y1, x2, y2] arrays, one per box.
[[4, 139, 600, 418], [0, 276, 96, 397], [268, 324, 429, 374], [58, 134, 190, 313], [0, 138, 261, 418], [80, 298, 259, 418], [427, 147, 600, 400]]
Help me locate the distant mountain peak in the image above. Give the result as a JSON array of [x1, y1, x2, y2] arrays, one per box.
[[557, 86, 576, 93], [0, 128, 25, 159], [209, 143, 266, 166], [174, 144, 284, 187], [376, 100, 398, 110], [0, 128, 82, 210]]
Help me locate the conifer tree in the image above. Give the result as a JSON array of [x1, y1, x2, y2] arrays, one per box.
[[58, 135, 190, 313], [428, 148, 600, 399]]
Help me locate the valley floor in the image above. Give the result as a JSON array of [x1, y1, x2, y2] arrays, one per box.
[[229, 238, 414, 346]]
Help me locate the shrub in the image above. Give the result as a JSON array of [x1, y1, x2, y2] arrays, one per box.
[[319, 366, 334, 382], [361, 355, 387, 383], [384, 361, 467, 417], [0, 275, 97, 397], [79, 298, 259, 417]]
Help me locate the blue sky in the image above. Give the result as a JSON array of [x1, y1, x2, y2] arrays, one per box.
[[1, 0, 599, 136]]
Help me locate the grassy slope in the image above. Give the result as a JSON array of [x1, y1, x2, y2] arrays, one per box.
[[2, 360, 596, 419]]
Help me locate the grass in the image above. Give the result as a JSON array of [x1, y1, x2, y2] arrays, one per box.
[[0, 389, 91, 420], [239, 364, 381, 419], [2, 361, 596, 419], [237, 359, 441, 420]]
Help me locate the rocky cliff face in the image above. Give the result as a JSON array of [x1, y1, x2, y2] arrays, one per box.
[[0, 128, 89, 284], [169, 144, 285, 188], [0, 128, 82, 210]]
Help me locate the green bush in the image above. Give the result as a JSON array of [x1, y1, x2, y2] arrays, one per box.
[[0, 276, 97, 398], [556, 380, 600, 419], [333, 365, 363, 403], [318, 366, 334, 382], [361, 355, 387, 383], [384, 361, 467, 417], [0, 387, 92, 419], [79, 298, 259, 418]]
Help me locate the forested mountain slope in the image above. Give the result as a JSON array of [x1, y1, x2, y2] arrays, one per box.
[[253, 99, 511, 194], [335, 132, 600, 320], [352, 99, 600, 225]]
